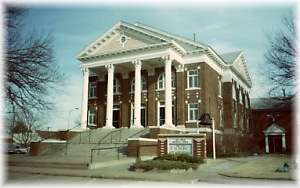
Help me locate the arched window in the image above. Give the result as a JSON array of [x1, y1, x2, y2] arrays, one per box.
[[157, 73, 175, 89], [232, 84, 236, 100], [130, 76, 147, 92], [218, 79, 222, 97], [233, 112, 237, 128], [239, 89, 243, 104], [113, 78, 121, 94]]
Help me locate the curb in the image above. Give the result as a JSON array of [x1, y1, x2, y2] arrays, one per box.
[[218, 172, 295, 181]]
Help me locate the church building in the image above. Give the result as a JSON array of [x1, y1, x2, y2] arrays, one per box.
[[76, 21, 252, 143]]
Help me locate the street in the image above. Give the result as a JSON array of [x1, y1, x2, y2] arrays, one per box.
[[5, 172, 296, 186]]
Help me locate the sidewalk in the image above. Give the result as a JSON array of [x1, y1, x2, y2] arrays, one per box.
[[7, 154, 296, 183], [219, 154, 296, 180]]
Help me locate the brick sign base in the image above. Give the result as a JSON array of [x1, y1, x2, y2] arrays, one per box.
[[157, 133, 207, 158]]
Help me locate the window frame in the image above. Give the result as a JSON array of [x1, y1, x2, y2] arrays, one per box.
[[218, 79, 222, 97], [187, 103, 199, 122], [113, 78, 121, 95], [219, 107, 224, 127], [88, 82, 97, 99], [156, 73, 176, 90], [232, 83, 236, 100], [88, 109, 96, 126], [187, 70, 199, 89], [130, 76, 147, 93]]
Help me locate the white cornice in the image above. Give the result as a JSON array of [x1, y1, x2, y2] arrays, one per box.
[[77, 21, 122, 59]]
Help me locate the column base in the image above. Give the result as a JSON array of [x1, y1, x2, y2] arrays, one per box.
[[131, 124, 144, 128], [162, 124, 175, 128], [103, 125, 115, 129]]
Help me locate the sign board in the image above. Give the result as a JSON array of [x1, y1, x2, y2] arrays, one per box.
[[168, 137, 193, 155]]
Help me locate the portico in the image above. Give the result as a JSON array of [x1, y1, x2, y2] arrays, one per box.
[[80, 54, 181, 129]]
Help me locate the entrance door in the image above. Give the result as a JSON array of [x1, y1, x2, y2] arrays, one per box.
[[113, 105, 120, 128], [268, 135, 283, 153], [159, 106, 165, 126], [157, 102, 175, 126]]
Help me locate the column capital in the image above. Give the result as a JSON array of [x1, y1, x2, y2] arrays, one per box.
[[105, 64, 114, 70], [132, 59, 142, 67], [162, 55, 171, 61], [175, 64, 184, 72], [80, 66, 89, 74]]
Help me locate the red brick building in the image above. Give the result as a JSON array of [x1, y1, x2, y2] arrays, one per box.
[[251, 98, 294, 154], [77, 21, 253, 154]]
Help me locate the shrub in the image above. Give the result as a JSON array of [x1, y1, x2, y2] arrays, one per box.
[[129, 159, 199, 172], [153, 153, 204, 164], [129, 153, 205, 172]]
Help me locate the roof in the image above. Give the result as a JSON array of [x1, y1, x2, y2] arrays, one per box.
[[220, 51, 242, 64], [250, 97, 293, 110], [263, 123, 285, 134]]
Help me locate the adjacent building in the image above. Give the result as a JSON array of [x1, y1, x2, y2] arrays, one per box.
[[77, 21, 252, 153], [251, 97, 294, 154]]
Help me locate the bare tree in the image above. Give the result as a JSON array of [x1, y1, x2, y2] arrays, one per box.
[[12, 111, 43, 147], [4, 7, 63, 115], [265, 13, 296, 99]]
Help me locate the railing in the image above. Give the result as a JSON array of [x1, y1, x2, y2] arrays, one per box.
[[128, 128, 149, 139], [90, 143, 127, 164], [97, 129, 122, 145]]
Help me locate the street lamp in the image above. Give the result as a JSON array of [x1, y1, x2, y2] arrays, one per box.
[[66, 107, 79, 156]]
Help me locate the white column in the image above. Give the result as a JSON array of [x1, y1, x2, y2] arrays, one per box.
[[104, 64, 114, 128], [282, 134, 286, 152], [265, 135, 269, 153], [80, 67, 89, 130], [132, 60, 143, 128], [212, 118, 216, 160], [163, 56, 174, 127]]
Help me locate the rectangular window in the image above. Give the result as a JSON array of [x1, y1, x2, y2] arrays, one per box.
[[187, 70, 199, 88], [188, 103, 199, 121], [89, 82, 97, 98], [88, 110, 96, 126]]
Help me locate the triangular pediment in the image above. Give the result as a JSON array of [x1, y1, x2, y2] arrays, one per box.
[[90, 31, 163, 56], [77, 21, 206, 59], [232, 54, 252, 86]]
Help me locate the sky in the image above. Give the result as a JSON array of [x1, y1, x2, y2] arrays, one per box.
[[6, 2, 296, 130]]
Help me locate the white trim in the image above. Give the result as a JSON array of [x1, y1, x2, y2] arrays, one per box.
[[187, 69, 199, 89], [186, 120, 198, 123], [128, 138, 158, 142], [185, 87, 201, 91], [187, 103, 199, 122]]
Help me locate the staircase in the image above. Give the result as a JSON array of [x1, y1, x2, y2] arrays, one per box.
[[39, 128, 150, 161]]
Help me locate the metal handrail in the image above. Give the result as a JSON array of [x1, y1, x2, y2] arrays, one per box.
[[128, 128, 149, 138], [90, 143, 127, 164], [97, 129, 122, 145]]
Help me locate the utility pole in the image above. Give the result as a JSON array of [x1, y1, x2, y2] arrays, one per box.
[[193, 33, 196, 42]]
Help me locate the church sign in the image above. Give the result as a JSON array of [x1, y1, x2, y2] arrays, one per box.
[[168, 137, 193, 155], [157, 133, 207, 158]]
